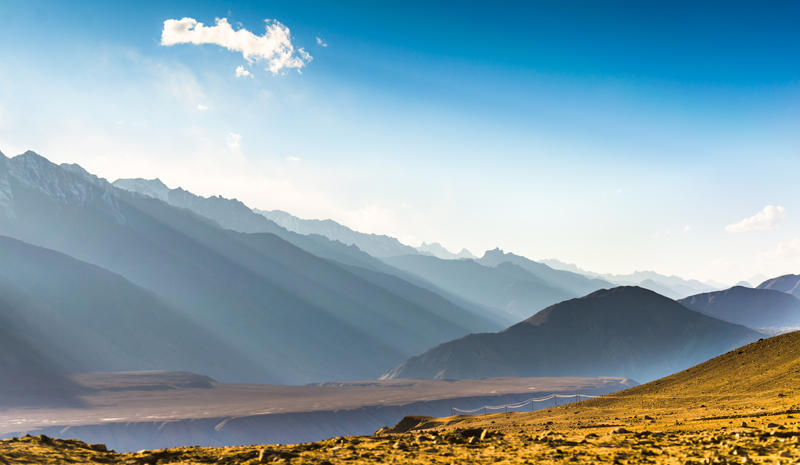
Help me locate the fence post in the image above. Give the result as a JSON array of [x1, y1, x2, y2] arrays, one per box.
[[505, 405, 508, 413], [451, 407, 454, 416], [578, 394, 581, 402], [484, 407, 487, 415], [555, 395, 558, 407]]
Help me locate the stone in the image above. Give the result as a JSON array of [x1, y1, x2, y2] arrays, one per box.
[[611, 428, 631, 434]]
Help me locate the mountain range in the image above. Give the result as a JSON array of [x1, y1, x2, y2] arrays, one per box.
[[2, 149, 795, 393], [382, 286, 760, 383], [0, 151, 501, 384]]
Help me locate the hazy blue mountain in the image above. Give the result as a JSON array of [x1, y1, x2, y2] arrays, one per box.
[[383, 254, 575, 321], [0, 235, 265, 381], [678, 286, 800, 329], [746, 273, 770, 287], [638, 279, 684, 300], [536, 258, 720, 297], [250, 207, 419, 258], [0, 290, 86, 408], [382, 287, 760, 383], [111, 178, 507, 328], [735, 281, 753, 288], [416, 241, 477, 260], [477, 248, 611, 297], [1, 151, 499, 384], [113, 178, 394, 270], [757, 274, 800, 299]]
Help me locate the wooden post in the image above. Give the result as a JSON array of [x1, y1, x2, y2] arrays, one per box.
[[484, 407, 487, 415], [555, 395, 558, 407]]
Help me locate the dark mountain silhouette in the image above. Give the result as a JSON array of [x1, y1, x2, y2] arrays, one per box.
[[382, 287, 759, 383], [0, 151, 499, 384], [383, 255, 575, 321], [476, 248, 611, 297], [757, 274, 800, 298], [678, 286, 800, 329]]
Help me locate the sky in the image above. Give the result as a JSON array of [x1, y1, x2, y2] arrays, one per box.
[[1, 0, 799, 284]]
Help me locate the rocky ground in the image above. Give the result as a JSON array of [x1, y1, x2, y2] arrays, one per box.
[[2, 421, 800, 465]]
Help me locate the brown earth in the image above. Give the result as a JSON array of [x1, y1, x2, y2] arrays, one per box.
[[2, 331, 799, 464]]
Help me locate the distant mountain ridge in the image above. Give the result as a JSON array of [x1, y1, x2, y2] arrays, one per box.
[[416, 241, 477, 260], [1, 150, 500, 384], [382, 286, 759, 383], [679, 286, 800, 329], [758, 274, 800, 298], [383, 254, 576, 321], [537, 259, 722, 298]]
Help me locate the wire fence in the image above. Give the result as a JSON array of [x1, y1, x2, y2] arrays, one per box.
[[451, 393, 600, 416]]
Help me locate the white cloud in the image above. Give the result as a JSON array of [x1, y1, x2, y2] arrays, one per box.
[[235, 65, 252, 78], [197, 104, 208, 110], [725, 205, 787, 233], [286, 156, 300, 166], [161, 17, 312, 74], [316, 37, 327, 47], [684, 225, 691, 234], [756, 238, 800, 262]]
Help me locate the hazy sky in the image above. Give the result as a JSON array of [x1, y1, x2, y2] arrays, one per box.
[[1, 1, 799, 284]]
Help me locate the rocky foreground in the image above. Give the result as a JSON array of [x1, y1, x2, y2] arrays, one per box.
[[3, 417, 800, 465]]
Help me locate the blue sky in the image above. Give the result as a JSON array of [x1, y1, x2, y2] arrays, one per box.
[[1, 1, 799, 283]]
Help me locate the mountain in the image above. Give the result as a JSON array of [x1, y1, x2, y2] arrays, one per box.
[[1, 151, 499, 384], [735, 280, 753, 288], [757, 274, 800, 298], [416, 242, 477, 260], [383, 254, 575, 321], [637, 279, 684, 300], [112, 178, 504, 328], [0, 235, 265, 382], [745, 273, 769, 287], [537, 260, 720, 298], [477, 248, 611, 297], [678, 286, 800, 329], [113, 178, 396, 269], [246, 207, 419, 258], [382, 286, 759, 383]]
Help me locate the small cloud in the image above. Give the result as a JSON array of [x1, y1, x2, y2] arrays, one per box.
[[316, 37, 327, 47], [286, 156, 300, 166], [666, 230, 672, 235], [726, 205, 787, 233], [235, 65, 253, 78], [197, 104, 208, 110], [161, 17, 312, 74], [684, 225, 691, 234], [227, 133, 242, 155]]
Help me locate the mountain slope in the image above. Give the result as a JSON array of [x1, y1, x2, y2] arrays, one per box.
[[0, 151, 498, 384], [757, 274, 800, 298], [477, 248, 610, 297], [382, 286, 759, 383], [114, 178, 420, 259], [679, 285, 800, 329], [383, 254, 575, 321], [0, 235, 265, 382]]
